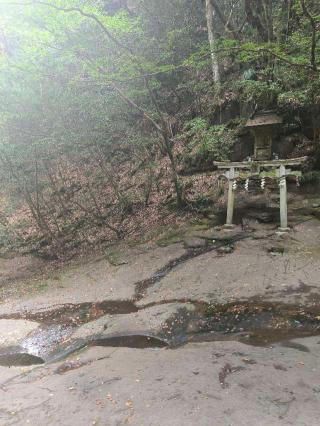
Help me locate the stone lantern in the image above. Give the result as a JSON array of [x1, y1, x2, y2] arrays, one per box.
[[245, 110, 283, 160]]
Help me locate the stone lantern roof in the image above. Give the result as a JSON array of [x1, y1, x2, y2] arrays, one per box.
[[245, 110, 283, 161], [246, 110, 283, 128]]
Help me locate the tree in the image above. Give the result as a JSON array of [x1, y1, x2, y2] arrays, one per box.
[[205, 0, 220, 83]]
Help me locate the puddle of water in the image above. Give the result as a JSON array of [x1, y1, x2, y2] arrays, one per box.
[[89, 333, 168, 349], [21, 324, 75, 358], [170, 301, 320, 347], [46, 339, 88, 364], [280, 341, 310, 352], [0, 298, 318, 367], [0, 353, 44, 367], [2, 298, 319, 366], [1, 300, 138, 326]]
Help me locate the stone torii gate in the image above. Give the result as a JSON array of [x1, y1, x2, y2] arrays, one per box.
[[214, 110, 306, 231], [214, 157, 307, 231]]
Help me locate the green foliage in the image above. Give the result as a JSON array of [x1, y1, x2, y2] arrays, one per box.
[[243, 69, 257, 81], [181, 118, 234, 169], [300, 171, 320, 184], [0, 0, 319, 253], [183, 43, 211, 70], [278, 90, 310, 112], [237, 80, 282, 109]]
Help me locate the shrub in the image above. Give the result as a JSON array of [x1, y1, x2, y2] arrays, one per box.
[[180, 118, 234, 171]]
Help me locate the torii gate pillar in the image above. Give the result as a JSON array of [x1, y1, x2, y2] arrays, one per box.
[[225, 167, 236, 229], [278, 165, 290, 232]]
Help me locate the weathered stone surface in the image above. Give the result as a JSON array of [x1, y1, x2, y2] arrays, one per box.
[[0, 319, 39, 347], [2, 336, 320, 426], [183, 238, 206, 249], [72, 303, 195, 340], [267, 245, 285, 255], [0, 244, 186, 316], [105, 250, 129, 266], [246, 211, 274, 223], [217, 245, 234, 254], [0, 207, 320, 425], [138, 221, 320, 307]]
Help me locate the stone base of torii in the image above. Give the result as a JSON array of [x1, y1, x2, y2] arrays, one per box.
[[214, 157, 307, 231]]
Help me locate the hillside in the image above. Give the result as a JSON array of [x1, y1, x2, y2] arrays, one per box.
[[0, 0, 319, 260]]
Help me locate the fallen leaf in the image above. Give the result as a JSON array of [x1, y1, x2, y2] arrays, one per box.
[[126, 399, 133, 408]]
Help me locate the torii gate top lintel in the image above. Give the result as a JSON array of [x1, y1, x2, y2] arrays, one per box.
[[213, 156, 307, 170]]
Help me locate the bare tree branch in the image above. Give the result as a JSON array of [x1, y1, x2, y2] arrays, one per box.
[[211, 0, 241, 39]]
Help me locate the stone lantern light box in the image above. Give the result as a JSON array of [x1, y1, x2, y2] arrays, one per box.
[[245, 110, 283, 161]]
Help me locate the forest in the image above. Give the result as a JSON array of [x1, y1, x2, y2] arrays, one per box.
[[0, 0, 319, 259]]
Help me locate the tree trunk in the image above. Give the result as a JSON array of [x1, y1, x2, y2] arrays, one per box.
[[245, 0, 269, 42], [300, 0, 317, 71], [162, 132, 185, 207], [205, 0, 220, 83], [262, 0, 274, 42]]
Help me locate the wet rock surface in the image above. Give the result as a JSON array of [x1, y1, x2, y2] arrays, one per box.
[[1, 211, 320, 424], [0, 319, 39, 346], [1, 221, 320, 366], [2, 295, 320, 367], [9, 300, 139, 325], [72, 302, 195, 340], [89, 333, 169, 349], [196, 301, 320, 346], [0, 352, 44, 367]]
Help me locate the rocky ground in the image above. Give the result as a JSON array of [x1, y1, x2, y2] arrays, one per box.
[[0, 192, 320, 425]]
